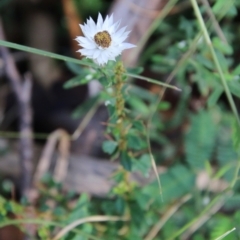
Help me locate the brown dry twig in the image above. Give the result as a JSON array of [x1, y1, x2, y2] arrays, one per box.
[[0, 18, 33, 199], [34, 129, 70, 185]]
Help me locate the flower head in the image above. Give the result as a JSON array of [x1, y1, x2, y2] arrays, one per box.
[[76, 13, 136, 66]]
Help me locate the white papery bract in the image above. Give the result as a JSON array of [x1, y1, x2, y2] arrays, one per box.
[[76, 13, 136, 66]]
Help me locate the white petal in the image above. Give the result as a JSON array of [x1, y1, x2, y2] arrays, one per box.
[[112, 31, 130, 44], [102, 15, 110, 30], [108, 20, 120, 34], [80, 42, 96, 49], [114, 26, 127, 39], [108, 14, 113, 26], [120, 43, 136, 50], [97, 13, 103, 29], [79, 49, 95, 57], [93, 49, 102, 59]]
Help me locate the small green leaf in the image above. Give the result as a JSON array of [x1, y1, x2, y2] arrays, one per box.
[[127, 66, 144, 75], [120, 151, 132, 171], [158, 101, 171, 111], [127, 96, 150, 116], [66, 61, 84, 75], [132, 120, 145, 132], [212, 37, 233, 55], [232, 65, 240, 75], [207, 87, 223, 108], [63, 75, 92, 89], [128, 85, 157, 102], [132, 154, 151, 177], [127, 135, 145, 150], [99, 76, 111, 88], [232, 119, 240, 149], [115, 197, 125, 214], [228, 80, 240, 98], [102, 140, 118, 155]]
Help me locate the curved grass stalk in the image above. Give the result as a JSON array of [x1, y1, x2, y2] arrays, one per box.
[[0, 218, 100, 240], [51, 215, 128, 240]]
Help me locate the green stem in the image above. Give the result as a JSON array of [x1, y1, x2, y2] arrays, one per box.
[[114, 62, 127, 152], [190, 0, 240, 129], [125, 72, 181, 91], [0, 40, 96, 68]]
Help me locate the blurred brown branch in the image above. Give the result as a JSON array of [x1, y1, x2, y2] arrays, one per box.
[[0, 18, 33, 199]]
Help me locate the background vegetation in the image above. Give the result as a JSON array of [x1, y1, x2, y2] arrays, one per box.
[[0, 0, 240, 239]]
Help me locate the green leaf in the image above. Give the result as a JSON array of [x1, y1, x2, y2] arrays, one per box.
[[158, 101, 171, 111], [65, 194, 92, 240], [127, 135, 145, 150], [207, 87, 223, 108], [114, 197, 125, 214], [179, 16, 195, 39], [102, 140, 118, 155], [223, 194, 240, 210], [210, 215, 235, 240], [132, 120, 145, 132], [195, 54, 215, 70], [66, 193, 90, 223], [228, 80, 240, 98], [127, 96, 150, 116], [132, 154, 152, 177], [212, 37, 233, 55], [63, 75, 92, 89], [213, 0, 237, 18], [120, 151, 132, 171], [127, 66, 144, 75], [232, 119, 240, 149], [66, 61, 85, 75], [232, 64, 240, 75], [99, 76, 111, 88], [128, 85, 157, 103]]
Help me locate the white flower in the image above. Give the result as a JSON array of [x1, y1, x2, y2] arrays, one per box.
[[76, 13, 136, 66]]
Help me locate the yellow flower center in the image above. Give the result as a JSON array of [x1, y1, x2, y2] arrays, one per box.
[[94, 31, 111, 48]]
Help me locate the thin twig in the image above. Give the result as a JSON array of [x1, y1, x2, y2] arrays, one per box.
[[19, 73, 33, 198], [200, 0, 228, 44], [71, 100, 100, 140], [0, 19, 33, 199], [34, 129, 70, 184]]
